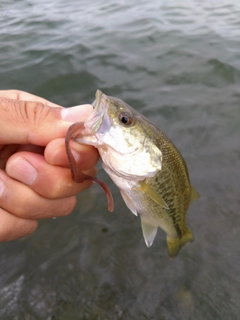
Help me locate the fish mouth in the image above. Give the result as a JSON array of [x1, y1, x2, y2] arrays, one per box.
[[84, 90, 111, 134], [74, 90, 111, 147], [92, 89, 103, 111]]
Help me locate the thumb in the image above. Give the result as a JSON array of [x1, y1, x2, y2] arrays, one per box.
[[0, 98, 93, 145]]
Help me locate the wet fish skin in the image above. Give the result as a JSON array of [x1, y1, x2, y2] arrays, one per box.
[[71, 90, 199, 257]]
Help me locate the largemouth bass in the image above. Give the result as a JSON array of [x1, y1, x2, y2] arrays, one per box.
[[65, 90, 199, 257]]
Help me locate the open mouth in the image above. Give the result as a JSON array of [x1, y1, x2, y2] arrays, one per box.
[[77, 89, 110, 137], [83, 90, 106, 133], [92, 89, 103, 111]]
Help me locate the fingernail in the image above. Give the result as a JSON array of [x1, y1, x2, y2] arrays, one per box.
[[0, 178, 5, 197], [71, 149, 80, 163], [8, 157, 37, 185], [61, 105, 93, 122]]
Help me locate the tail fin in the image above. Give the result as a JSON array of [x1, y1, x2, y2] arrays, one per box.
[[167, 228, 193, 258]]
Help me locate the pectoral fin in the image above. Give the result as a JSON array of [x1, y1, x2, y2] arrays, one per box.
[[135, 181, 169, 209], [141, 218, 158, 247], [190, 186, 200, 203]]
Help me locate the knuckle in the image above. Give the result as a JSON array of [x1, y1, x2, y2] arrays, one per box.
[[58, 196, 77, 216], [18, 100, 52, 129], [42, 181, 65, 199], [38, 175, 80, 200]]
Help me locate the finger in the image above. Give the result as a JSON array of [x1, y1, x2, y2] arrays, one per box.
[[6, 152, 96, 199], [0, 144, 19, 169], [0, 144, 45, 170], [0, 98, 93, 145], [0, 208, 38, 242], [45, 138, 99, 169], [0, 170, 77, 219], [0, 90, 61, 107]]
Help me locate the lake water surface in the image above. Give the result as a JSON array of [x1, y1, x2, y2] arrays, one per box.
[[0, 0, 240, 319]]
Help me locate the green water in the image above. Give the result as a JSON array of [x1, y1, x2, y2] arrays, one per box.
[[0, 0, 240, 319]]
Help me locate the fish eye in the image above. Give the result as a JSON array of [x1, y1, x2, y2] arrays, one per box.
[[118, 112, 134, 126]]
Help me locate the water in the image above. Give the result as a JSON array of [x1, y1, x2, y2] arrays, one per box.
[[0, 0, 240, 319]]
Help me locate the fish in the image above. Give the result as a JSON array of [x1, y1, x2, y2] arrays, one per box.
[[65, 90, 200, 257]]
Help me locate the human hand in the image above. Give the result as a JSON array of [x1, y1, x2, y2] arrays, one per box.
[[0, 90, 99, 242]]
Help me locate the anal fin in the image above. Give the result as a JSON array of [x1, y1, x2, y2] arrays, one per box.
[[141, 218, 158, 247]]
